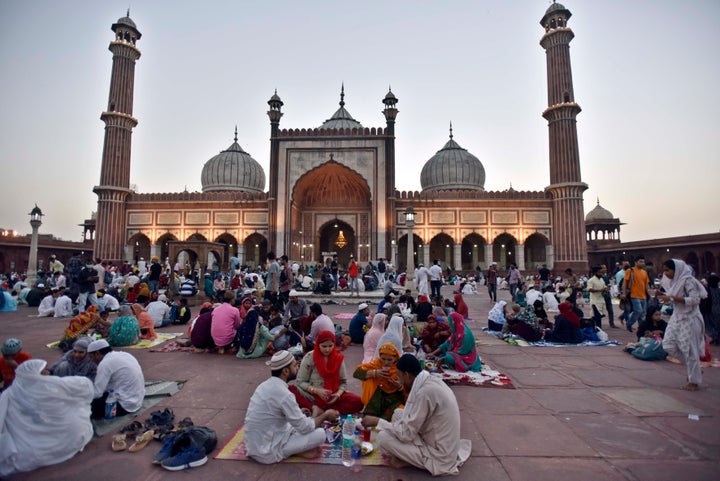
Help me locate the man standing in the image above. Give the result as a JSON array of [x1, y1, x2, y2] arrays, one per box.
[[377, 258, 387, 284], [538, 264, 551, 289], [266, 252, 281, 305], [244, 351, 339, 464], [615, 261, 630, 324], [415, 263, 429, 297], [601, 264, 615, 327], [330, 255, 339, 291], [148, 256, 162, 294], [87, 339, 145, 419], [279, 255, 293, 305], [362, 354, 471, 476], [76, 262, 99, 310], [348, 255, 359, 297], [429, 260, 443, 300], [486, 263, 498, 302], [349, 303, 370, 344], [587, 266, 608, 328], [623, 255, 650, 333], [507, 264, 521, 300]]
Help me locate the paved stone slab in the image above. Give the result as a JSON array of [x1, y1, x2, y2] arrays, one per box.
[[643, 416, 720, 461], [568, 367, 645, 387], [612, 459, 720, 481], [526, 388, 620, 414], [475, 414, 597, 457], [483, 353, 546, 370], [500, 457, 631, 481], [505, 368, 578, 387], [558, 414, 698, 459], [457, 388, 547, 415], [600, 388, 707, 415]]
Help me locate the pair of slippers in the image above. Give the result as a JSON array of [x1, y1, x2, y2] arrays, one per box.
[[112, 429, 154, 452]]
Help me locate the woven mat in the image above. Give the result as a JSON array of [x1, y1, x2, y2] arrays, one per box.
[[46, 332, 182, 349], [334, 312, 356, 320], [215, 425, 388, 465], [482, 328, 620, 347], [149, 340, 194, 353], [430, 364, 514, 389]]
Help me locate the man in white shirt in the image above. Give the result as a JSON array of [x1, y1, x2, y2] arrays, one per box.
[[244, 351, 339, 464], [306, 303, 334, 347], [526, 284, 542, 306], [146, 294, 172, 327], [95, 289, 120, 312], [542, 286, 560, 313], [428, 260, 443, 300], [52, 271, 67, 289], [87, 339, 145, 419], [53, 289, 74, 317], [38, 288, 60, 317]]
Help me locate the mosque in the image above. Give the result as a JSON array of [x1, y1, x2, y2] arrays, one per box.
[[92, 3, 592, 274]]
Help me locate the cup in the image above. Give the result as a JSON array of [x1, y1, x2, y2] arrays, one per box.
[[363, 428, 372, 442]]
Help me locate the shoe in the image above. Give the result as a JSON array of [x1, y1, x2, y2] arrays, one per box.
[[161, 447, 208, 471], [120, 420, 144, 437], [111, 434, 127, 452], [152, 433, 178, 465], [145, 408, 175, 430], [128, 429, 155, 452]]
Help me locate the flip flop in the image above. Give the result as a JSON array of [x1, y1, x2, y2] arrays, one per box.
[[128, 430, 155, 452], [111, 434, 127, 452], [120, 420, 144, 436]]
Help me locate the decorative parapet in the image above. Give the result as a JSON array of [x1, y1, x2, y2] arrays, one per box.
[[277, 126, 386, 138], [127, 191, 268, 202], [394, 189, 550, 200]]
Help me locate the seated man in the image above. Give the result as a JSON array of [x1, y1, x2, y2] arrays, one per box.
[[244, 351, 339, 464], [362, 354, 471, 476], [348, 303, 370, 344], [53, 288, 74, 318], [87, 339, 145, 419], [283, 290, 308, 325], [146, 294, 171, 327]]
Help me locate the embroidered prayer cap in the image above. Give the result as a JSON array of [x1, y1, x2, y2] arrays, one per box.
[[87, 339, 110, 353], [266, 350, 294, 370], [2, 338, 22, 355], [358, 303, 369, 310]]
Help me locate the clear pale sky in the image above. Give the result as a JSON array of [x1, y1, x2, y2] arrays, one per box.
[[1, 0, 718, 243]]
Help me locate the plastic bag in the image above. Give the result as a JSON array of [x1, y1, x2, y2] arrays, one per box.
[[596, 328, 609, 342]]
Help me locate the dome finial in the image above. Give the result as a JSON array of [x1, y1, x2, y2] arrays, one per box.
[[596, 196, 600, 205], [449, 121, 453, 139], [340, 83, 345, 107], [234, 125, 238, 143], [127, 7, 130, 17]]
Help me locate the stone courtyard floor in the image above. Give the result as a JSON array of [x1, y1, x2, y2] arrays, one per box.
[[2, 285, 719, 480]]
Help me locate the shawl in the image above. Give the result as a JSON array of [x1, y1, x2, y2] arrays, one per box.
[[363, 313, 386, 363], [661, 259, 708, 300], [515, 307, 540, 330], [375, 315, 404, 357], [131, 303, 157, 340], [444, 312, 479, 373], [237, 308, 260, 353], [49, 340, 97, 379], [488, 301, 507, 323], [63, 305, 99, 339], [238, 297, 253, 322], [420, 315, 451, 349], [558, 301, 581, 327], [454, 293, 469, 318], [358, 342, 401, 404], [432, 306, 447, 322], [138, 283, 149, 298], [313, 330, 344, 393]]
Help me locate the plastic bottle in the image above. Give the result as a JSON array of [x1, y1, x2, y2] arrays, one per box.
[[341, 414, 355, 467], [104, 389, 117, 419]]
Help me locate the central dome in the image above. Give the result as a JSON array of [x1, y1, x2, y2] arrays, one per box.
[[201, 131, 265, 193], [420, 127, 485, 191]]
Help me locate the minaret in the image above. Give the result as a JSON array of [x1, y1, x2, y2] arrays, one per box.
[[382, 87, 398, 260], [93, 11, 141, 262], [267, 90, 284, 252], [540, 2, 588, 272]]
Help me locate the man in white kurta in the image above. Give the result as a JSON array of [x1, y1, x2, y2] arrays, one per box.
[[244, 351, 339, 464], [53, 291, 74, 317], [363, 354, 471, 476], [587, 266, 608, 328], [88, 340, 145, 418]]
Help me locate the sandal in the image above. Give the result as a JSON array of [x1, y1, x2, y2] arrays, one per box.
[[111, 434, 127, 452], [128, 430, 155, 452], [120, 420, 144, 437], [144, 408, 175, 430]]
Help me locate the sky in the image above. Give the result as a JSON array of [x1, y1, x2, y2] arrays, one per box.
[[1, 0, 718, 243]]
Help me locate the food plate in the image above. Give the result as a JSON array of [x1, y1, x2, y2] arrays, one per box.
[[361, 441, 373, 455]]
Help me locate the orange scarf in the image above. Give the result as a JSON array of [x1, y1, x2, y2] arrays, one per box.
[[358, 342, 401, 405]]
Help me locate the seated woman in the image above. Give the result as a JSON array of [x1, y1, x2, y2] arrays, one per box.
[[430, 312, 482, 372], [505, 306, 543, 342], [131, 303, 157, 340], [637, 305, 668, 340], [0, 359, 94, 477], [59, 305, 101, 351], [290, 330, 363, 415], [0, 287, 18, 312], [544, 301, 584, 344], [236, 306, 286, 359], [363, 313, 386, 363], [190, 304, 215, 352], [108, 305, 141, 347], [375, 315, 414, 356], [136, 282, 150, 304], [487, 300, 507, 331], [420, 315, 451, 354], [501, 304, 522, 334], [353, 342, 405, 421], [453, 293, 469, 319], [48, 337, 97, 380]]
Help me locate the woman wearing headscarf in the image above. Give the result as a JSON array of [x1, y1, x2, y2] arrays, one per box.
[[544, 301, 583, 344], [363, 313, 387, 363], [48, 337, 97, 380], [420, 314, 451, 354], [414, 295, 433, 323], [237, 296, 254, 323], [190, 303, 215, 352], [0, 359, 94, 477], [701, 274, 720, 345], [430, 312, 481, 372], [236, 303, 286, 359], [108, 305, 141, 347], [506, 306, 543, 342], [453, 292, 469, 319], [131, 303, 157, 340], [375, 315, 404, 357], [136, 282, 150, 304], [487, 300, 507, 331], [658, 259, 708, 391], [290, 330, 364, 415], [353, 342, 405, 421], [60, 305, 101, 350]]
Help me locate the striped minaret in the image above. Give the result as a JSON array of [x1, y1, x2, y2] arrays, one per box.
[[93, 12, 141, 262], [540, 3, 588, 273]]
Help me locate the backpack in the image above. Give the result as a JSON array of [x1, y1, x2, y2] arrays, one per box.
[[631, 339, 667, 361]]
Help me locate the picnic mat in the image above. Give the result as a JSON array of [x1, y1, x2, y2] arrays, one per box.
[[149, 340, 194, 353], [215, 425, 389, 466], [92, 380, 184, 437], [334, 312, 356, 320], [430, 364, 514, 389], [46, 332, 182, 349], [482, 328, 620, 347]]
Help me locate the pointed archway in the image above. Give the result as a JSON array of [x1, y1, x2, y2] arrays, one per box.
[[318, 220, 355, 268]]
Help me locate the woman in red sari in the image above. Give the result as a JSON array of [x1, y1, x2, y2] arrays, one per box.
[[430, 312, 481, 372], [454, 292, 469, 319], [290, 330, 363, 415]]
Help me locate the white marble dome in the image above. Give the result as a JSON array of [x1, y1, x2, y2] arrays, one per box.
[[420, 129, 485, 191], [201, 133, 265, 193]]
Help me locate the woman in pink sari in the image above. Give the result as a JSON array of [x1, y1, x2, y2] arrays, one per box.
[[362, 313, 386, 363], [430, 312, 481, 372]]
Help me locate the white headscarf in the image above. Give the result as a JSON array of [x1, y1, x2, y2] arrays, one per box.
[[375, 315, 404, 357], [488, 300, 507, 323], [661, 259, 707, 300]]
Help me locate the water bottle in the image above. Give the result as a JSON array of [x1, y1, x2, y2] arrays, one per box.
[[104, 389, 117, 419], [351, 428, 363, 472], [341, 414, 355, 467]]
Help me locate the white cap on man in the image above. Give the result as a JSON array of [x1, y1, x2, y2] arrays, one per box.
[[87, 339, 110, 353], [358, 303, 368, 311]]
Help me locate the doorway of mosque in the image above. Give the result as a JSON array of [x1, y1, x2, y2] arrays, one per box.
[[318, 220, 355, 269]]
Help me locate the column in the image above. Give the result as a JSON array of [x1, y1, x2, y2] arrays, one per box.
[[516, 244, 525, 271], [484, 244, 493, 267], [453, 244, 461, 272]]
